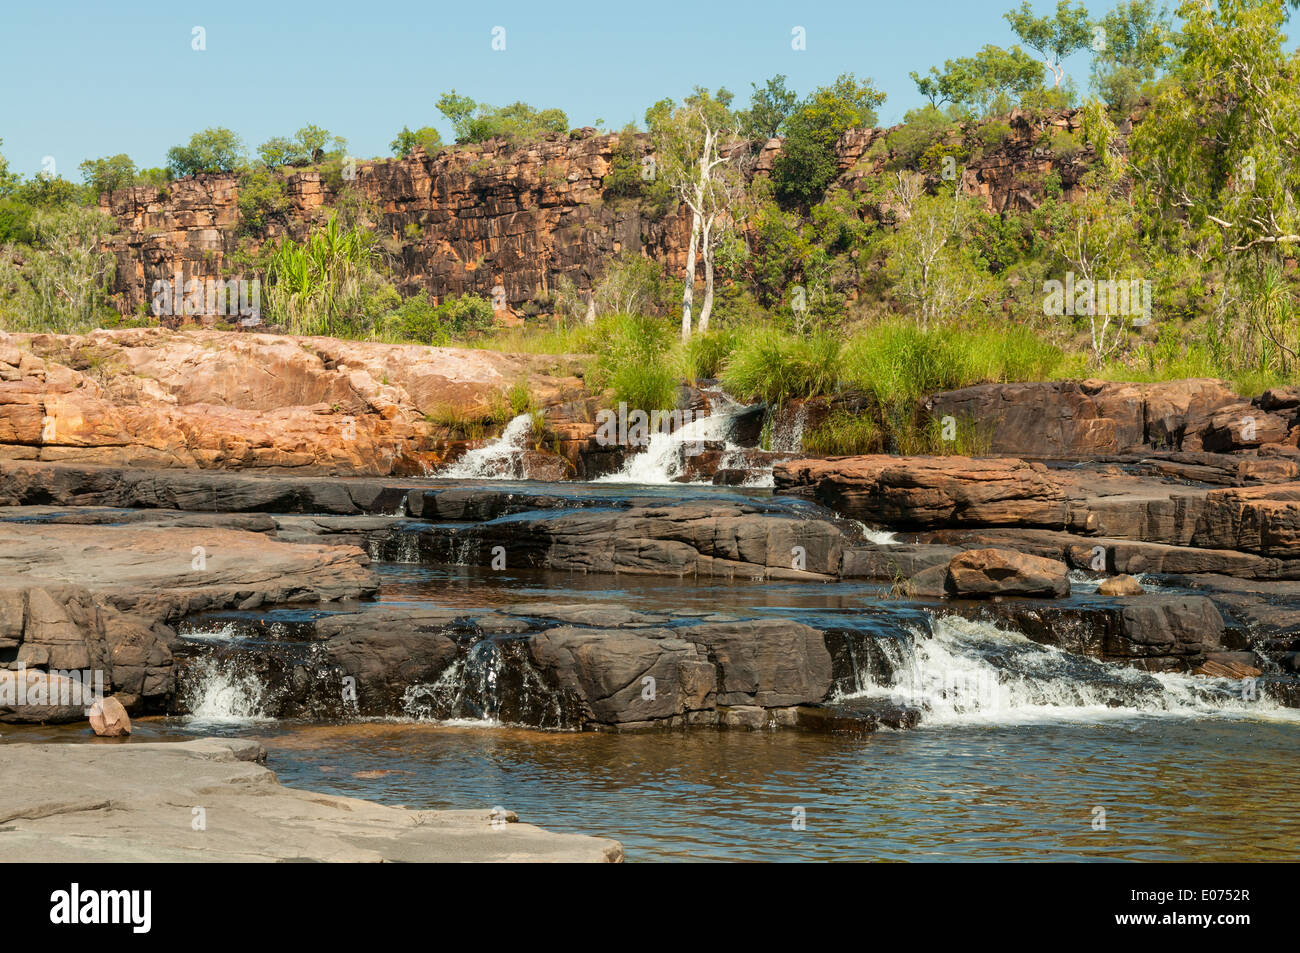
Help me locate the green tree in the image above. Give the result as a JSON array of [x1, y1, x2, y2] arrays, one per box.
[[911, 44, 1046, 116], [436, 90, 479, 142], [79, 154, 138, 197], [295, 124, 345, 162], [1089, 0, 1175, 113], [647, 86, 747, 337], [257, 136, 301, 168], [740, 75, 799, 140], [1004, 0, 1094, 87], [166, 127, 245, 177], [884, 177, 993, 329], [437, 91, 567, 144], [390, 125, 443, 158], [0, 206, 117, 332], [1130, 0, 1300, 258], [0, 139, 19, 198], [773, 73, 886, 206]]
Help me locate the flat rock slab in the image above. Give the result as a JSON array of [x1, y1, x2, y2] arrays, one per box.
[[0, 738, 622, 862], [0, 521, 377, 606]]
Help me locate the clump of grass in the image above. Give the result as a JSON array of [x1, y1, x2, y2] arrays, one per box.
[[506, 376, 536, 416], [841, 320, 1061, 406], [721, 328, 844, 407], [586, 312, 680, 410], [681, 326, 739, 384], [894, 412, 995, 456], [472, 323, 597, 355], [802, 410, 883, 455]]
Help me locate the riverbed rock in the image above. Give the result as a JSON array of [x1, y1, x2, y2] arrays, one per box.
[[774, 455, 1066, 528], [417, 502, 847, 579], [945, 548, 1070, 598], [88, 696, 131, 735], [0, 521, 377, 716], [0, 329, 583, 475], [1098, 573, 1144, 596], [0, 738, 622, 861]]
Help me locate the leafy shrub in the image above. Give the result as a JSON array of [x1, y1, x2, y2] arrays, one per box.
[[391, 126, 443, 158], [0, 206, 118, 332], [236, 167, 291, 234], [79, 155, 137, 198]]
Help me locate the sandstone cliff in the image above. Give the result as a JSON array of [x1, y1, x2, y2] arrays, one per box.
[[99, 110, 1099, 318]]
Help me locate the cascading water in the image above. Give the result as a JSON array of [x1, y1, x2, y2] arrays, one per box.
[[403, 640, 504, 725], [179, 656, 271, 725], [837, 613, 1295, 727], [597, 392, 759, 485], [436, 413, 534, 479], [768, 403, 807, 453]]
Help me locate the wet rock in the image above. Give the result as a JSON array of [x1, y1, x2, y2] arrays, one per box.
[[0, 521, 376, 715], [946, 548, 1069, 598], [88, 696, 132, 735], [719, 705, 773, 729], [959, 594, 1230, 670], [1098, 574, 1144, 596], [841, 544, 959, 580], [1193, 653, 1261, 679], [677, 619, 833, 708], [0, 669, 93, 724], [423, 502, 846, 579], [318, 610, 462, 716], [906, 563, 953, 598]]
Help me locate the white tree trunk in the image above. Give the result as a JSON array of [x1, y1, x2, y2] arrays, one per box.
[[584, 294, 596, 326], [680, 204, 701, 342], [698, 216, 715, 333]]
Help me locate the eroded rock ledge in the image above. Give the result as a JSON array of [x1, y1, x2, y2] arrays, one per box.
[[0, 520, 376, 719], [0, 738, 621, 862]]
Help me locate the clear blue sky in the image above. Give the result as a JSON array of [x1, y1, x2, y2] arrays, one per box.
[[1, 0, 1109, 178]]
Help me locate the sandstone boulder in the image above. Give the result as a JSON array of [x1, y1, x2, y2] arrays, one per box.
[[946, 548, 1070, 598], [774, 456, 1065, 528], [1098, 574, 1144, 596], [88, 696, 132, 736]]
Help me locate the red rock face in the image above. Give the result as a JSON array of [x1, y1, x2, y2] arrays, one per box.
[[0, 328, 584, 474], [99, 112, 1100, 318]]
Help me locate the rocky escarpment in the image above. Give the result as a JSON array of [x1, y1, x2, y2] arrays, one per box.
[[99, 110, 1097, 317]]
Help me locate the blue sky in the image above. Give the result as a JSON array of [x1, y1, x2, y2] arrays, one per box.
[[3, 0, 1110, 178]]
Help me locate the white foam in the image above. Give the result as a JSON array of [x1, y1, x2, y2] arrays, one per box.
[[436, 414, 534, 479], [181, 657, 272, 725], [839, 613, 1296, 728]]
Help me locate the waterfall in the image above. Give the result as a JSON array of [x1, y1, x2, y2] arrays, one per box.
[[769, 403, 808, 453], [837, 613, 1296, 727], [596, 394, 753, 485], [403, 640, 504, 725], [436, 414, 534, 479], [179, 656, 271, 725]]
